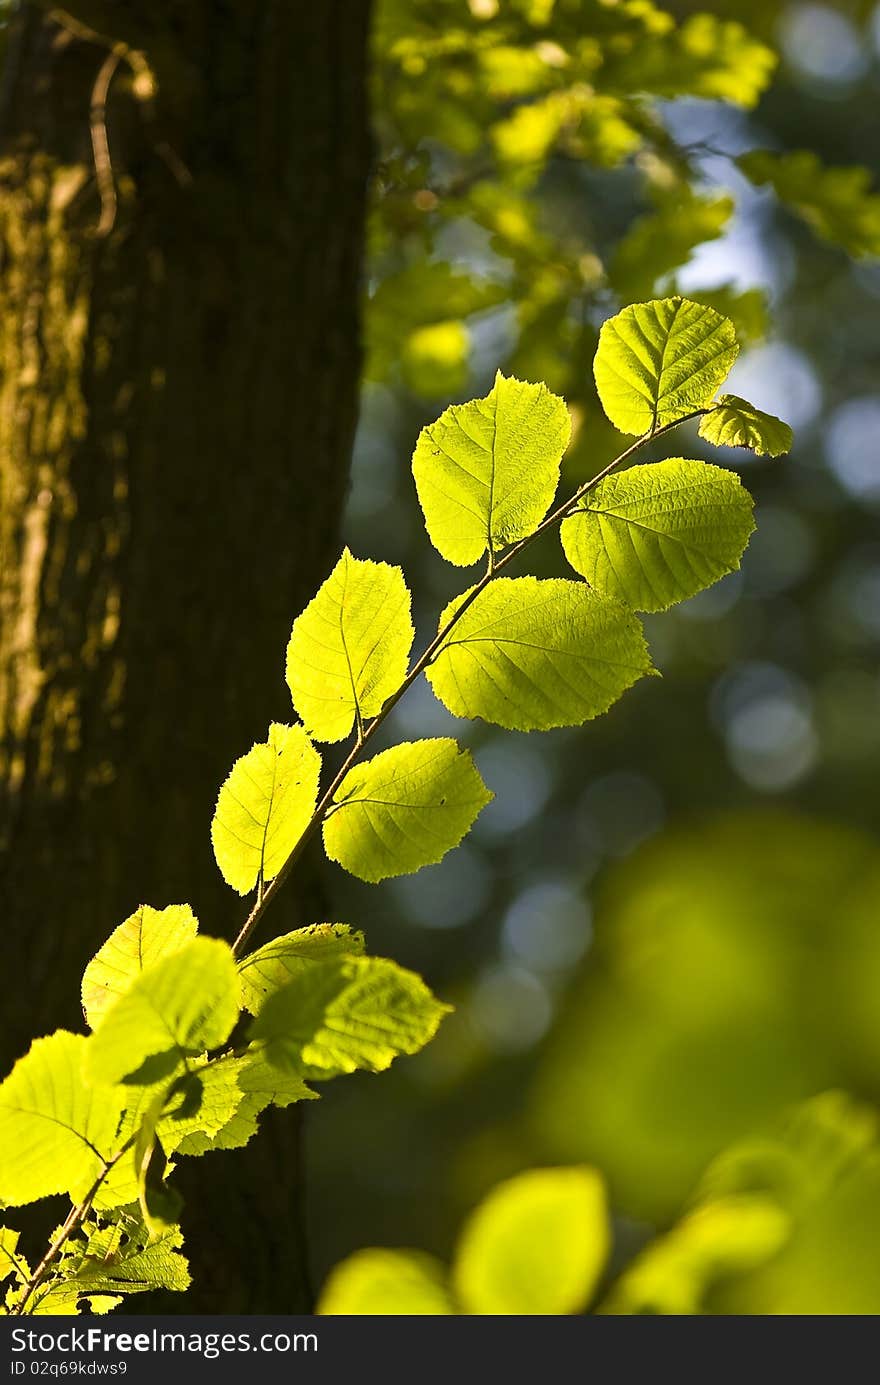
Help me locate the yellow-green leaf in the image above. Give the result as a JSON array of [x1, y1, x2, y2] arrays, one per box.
[[412, 372, 570, 566], [251, 954, 450, 1079], [560, 459, 755, 612], [594, 296, 738, 436], [238, 923, 365, 1015], [426, 577, 654, 731], [286, 550, 414, 743], [318, 1249, 454, 1315], [87, 938, 240, 1086], [323, 739, 492, 883], [699, 395, 794, 457], [211, 723, 320, 895], [81, 904, 199, 1031], [0, 1032, 125, 1207], [453, 1167, 610, 1315]]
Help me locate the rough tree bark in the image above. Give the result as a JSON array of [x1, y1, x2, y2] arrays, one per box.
[[0, 1, 372, 1310]]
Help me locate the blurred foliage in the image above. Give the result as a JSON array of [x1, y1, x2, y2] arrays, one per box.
[[307, 0, 880, 1316], [318, 1088, 880, 1314], [319, 1166, 609, 1314]]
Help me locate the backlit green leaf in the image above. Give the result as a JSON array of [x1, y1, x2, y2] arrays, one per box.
[[412, 372, 570, 566], [87, 939, 240, 1086], [560, 459, 755, 612], [699, 395, 794, 457], [60, 1214, 191, 1297], [286, 550, 414, 743], [453, 1166, 610, 1315], [426, 577, 654, 731], [594, 297, 738, 436], [0, 1032, 124, 1207], [318, 1249, 454, 1315], [322, 739, 492, 883], [211, 723, 320, 894], [251, 955, 450, 1079], [158, 1049, 315, 1158], [239, 923, 365, 1015], [82, 904, 199, 1031]]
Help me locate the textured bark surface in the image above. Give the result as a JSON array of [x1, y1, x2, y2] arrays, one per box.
[[0, 1, 372, 1310]]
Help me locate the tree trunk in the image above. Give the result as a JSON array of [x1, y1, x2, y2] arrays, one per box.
[[0, 0, 372, 1311]]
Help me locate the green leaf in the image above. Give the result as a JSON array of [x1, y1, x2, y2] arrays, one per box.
[[87, 938, 240, 1086], [60, 1214, 191, 1297], [0, 1032, 125, 1207], [594, 296, 738, 436], [560, 460, 756, 613], [453, 1167, 610, 1315], [322, 739, 492, 883], [250, 955, 450, 1079], [738, 150, 880, 260], [82, 904, 199, 1031], [412, 372, 570, 566], [158, 1049, 315, 1158], [318, 1249, 454, 1315], [211, 723, 321, 894], [426, 577, 654, 731], [26, 1282, 122, 1316], [239, 923, 365, 1015], [699, 395, 793, 458], [286, 549, 414, 743]]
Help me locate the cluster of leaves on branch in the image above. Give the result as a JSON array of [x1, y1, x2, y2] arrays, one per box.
[[318, 1089, 877, 1315], [0, 296, 790, 1313], [369, 0, 880, 419]]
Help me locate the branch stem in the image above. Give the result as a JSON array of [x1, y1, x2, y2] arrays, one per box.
[[10, 1143, 130, 1315], [232, 406, 710, 958]]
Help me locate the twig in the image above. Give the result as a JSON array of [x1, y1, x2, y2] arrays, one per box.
[[10, 1144, 129, 1315], [90, 46, 123, 237], [232, 405, 712, 958]]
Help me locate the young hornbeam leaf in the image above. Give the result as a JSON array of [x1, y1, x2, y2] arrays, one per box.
[[238, 923, 366, 1015], [211, 723, 321, 895], [560, 459, 756, 613], [426, 578, 655, 731], [82, 904, 199, 1031], [452, 1166, 610, 1315], [285, 549, 414, 743], [318, 1249, 454, 1315], [412, 372, 571, 566], [250, 954, 450, 1078], [594, 297, 738, 436], [699, 395, 794, 457], [0, 1032, 125, 1207], [86, 938, 240, 1086], [322, 739, 492, 883], [157, 1050, 316, 1158]]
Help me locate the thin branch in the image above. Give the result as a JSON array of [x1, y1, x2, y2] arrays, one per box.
[[10, 1143, 129, 1315], [90, 46, 123, 237], [232, 405, 712, 959]]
